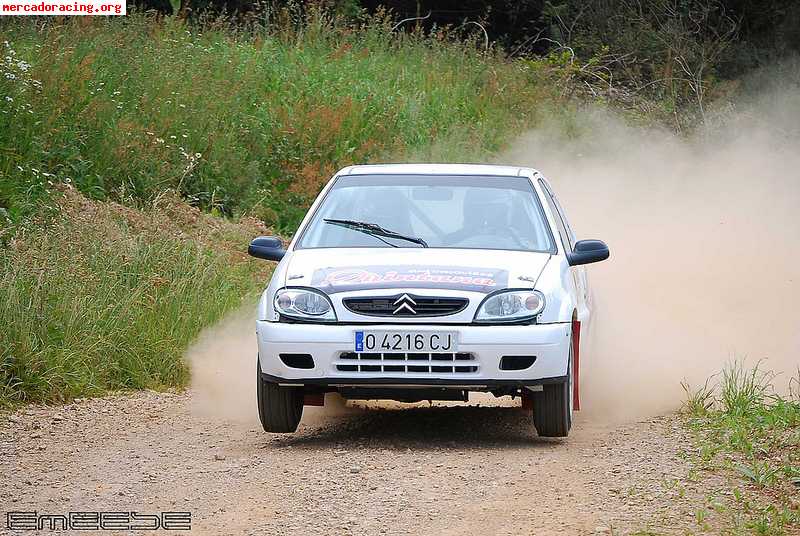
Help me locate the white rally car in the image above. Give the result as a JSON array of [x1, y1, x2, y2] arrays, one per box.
[[248, 164, 609, 437]]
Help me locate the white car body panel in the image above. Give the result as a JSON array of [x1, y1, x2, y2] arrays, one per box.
[[256, 163, 596, 390], [257, 321, 571, 384]]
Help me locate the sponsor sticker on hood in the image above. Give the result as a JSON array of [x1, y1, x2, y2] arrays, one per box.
[[310, 266, 508, 294]]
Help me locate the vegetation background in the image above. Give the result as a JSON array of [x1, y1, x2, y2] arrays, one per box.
[[1, 0, 798, 402]]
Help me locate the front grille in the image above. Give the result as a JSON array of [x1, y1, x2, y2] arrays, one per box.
[[343, 294, 468, 317], [335, 352, 478, 374]]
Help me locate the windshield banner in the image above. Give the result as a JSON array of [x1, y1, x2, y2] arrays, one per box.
[[310, 266, 508, 294]]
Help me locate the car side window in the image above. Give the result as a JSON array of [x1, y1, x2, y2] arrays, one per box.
[[538, 179, 574, 252], [551, 194, 576, 250]]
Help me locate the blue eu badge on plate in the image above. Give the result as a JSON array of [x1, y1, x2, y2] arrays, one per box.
[[355, 331, 364, 352]]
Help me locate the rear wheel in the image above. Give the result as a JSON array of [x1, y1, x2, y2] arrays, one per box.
[[532, 340, 573, 437], [256, 358, 303, 433]]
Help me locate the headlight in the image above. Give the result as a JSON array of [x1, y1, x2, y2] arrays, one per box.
[[474, 290, 545, 323], [274, 288, 336, 322]]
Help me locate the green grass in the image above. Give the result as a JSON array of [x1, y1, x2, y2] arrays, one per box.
[[0, 187, 270, 405], [682, 362, 800, 535], [0, 12, 553, 235]]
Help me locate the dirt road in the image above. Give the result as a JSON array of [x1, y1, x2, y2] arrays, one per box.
[[1, 391, 716, 535]]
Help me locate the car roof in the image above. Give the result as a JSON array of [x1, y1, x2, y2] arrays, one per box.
[[339, 163, 540, 178]]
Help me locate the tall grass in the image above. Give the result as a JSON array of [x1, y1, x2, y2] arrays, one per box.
[[720, 360, 774, 417], [0, 13, 551, 234], [0, 187, 270, 405]]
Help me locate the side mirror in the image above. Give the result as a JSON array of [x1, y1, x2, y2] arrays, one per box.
[[567, 239, 610, 266], [248, 236, 286, 262]]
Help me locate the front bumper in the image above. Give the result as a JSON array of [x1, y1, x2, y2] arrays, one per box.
[[256, 321, 571, 387]]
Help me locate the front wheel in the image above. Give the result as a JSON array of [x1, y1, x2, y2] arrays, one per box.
[[532, 340, 573, 437], [256, 358, 303, 433]]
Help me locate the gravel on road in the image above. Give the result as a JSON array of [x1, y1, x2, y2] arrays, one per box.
[[1, 391, 711, 535]]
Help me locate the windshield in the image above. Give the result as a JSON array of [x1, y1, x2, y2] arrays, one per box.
[[297, 174, 556, 252]]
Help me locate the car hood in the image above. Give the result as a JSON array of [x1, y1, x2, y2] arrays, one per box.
[[283, 248, 551, 295]]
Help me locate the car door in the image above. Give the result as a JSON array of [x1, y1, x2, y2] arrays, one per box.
[[538, 178, 591, 321]]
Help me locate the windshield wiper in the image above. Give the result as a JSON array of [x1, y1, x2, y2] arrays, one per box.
[[323, 218, 428, 248]]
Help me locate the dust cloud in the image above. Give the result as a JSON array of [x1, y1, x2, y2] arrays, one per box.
[[500, 66, 800, 421], [188, 307, 260, 425], [187, 306, 366, 426]]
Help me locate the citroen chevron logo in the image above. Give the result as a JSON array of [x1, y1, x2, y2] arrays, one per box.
[[392, 293, 417, 315]]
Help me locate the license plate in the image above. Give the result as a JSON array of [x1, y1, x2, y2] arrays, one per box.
[[354, 331, 458, 353]]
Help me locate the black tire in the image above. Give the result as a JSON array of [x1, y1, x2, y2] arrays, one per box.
[[256, 358, 303, 433], [532, 340, 573, 438]]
